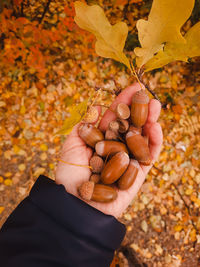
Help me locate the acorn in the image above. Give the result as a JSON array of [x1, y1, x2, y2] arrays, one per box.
[[105, 129, 118, 140], [78, 124, 104, 148], [78, 181, 117, 203], [126, 131, 151, 165], [101, 151, 129, 184], [116, 103, 130, 120], [129, 125, 142, 135], [118, 160, 139, 190], [117, 118, 129, 133], [131, 90, 149, 128], [83, 106, 99, 123], [109, 120, 119, 132], [89, 155, 104, 173], [95, 140, 128, 157], [90, 174, 101, 184]]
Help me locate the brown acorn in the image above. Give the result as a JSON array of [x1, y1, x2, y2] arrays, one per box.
[[78, 124, 104, 148], [131, 90, 149, 128], [78, 181, 117, 203], [95, 140, 128, 157], [129, 125, 142, 135], [118, 160, 139, 190], [126, 131, 151, 165], [101, 151, 129, 184]]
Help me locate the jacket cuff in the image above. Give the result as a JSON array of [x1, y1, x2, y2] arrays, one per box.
[[29, 175, 126, 251]]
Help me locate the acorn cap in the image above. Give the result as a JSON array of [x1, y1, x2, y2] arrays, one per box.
[[116, 103, 130, 120], [90, 155, 104, 173], [78, 181, 94, 201], [132, 90, 149, 104], [109, 120, 119, 132], [117, 118, 129, 133], [83, 106, 99, 123]]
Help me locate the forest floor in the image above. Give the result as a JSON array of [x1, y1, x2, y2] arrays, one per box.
[[0, 1, 200, 266], [1, 60, 200, 267]]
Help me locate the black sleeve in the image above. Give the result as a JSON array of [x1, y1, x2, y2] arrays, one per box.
[[0, 175, 126, 267]]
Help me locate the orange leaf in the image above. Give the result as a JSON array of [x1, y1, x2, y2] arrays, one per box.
[[14, 0, 23, 6], [114, 0, 128, 5], [130, 0, 143, 3], [172, 104, 183, 114]]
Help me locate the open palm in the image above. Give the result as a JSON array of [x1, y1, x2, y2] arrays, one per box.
[[56, 83, 163, 218]]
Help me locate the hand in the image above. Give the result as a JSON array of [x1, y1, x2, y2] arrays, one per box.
[[55, 83, 163, 218]]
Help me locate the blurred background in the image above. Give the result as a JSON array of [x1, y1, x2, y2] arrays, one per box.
[[0, 0, 200, 266]]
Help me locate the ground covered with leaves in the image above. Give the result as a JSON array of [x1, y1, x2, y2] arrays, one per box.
[[0, 1, 200, 266]]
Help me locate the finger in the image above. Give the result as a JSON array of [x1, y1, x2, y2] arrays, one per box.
[[141, 122, 163, 175], [142, 98, 161, 142], [99, 83, 142, 132], [146, 99, 161, 124]]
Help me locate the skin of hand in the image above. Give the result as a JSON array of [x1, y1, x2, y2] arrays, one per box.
[[56, 83, 163, 218]]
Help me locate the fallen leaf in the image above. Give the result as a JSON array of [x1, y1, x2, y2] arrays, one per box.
[[74, 1, 130, 69], [40, 152, 47, 161], [40, 144, 48, 151], [4, 172, 12, 178], [172, 105, 183, 114], [33, 167, 45, 177], [4, 179, 12, 186], [0, 207, 5, 214], [49, 163, 55, 170], [18, 164, 26, 171]]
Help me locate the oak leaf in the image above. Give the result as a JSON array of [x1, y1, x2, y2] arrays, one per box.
[[74, 1, 130, 70], [134, 0, 195, 67], [145, 22, 200, 71], [56, 99, 88, 135]]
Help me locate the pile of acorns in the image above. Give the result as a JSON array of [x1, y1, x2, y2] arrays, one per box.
[[78, 90, 151, 203]]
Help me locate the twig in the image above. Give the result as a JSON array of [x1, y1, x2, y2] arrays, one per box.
[[39, 0, 52, 24], [21, 0, 24, 17], [93, 103, 110, 109], [143, 82, 162, 104], [135, 66, 166, 107], [152, 164, 162, 172], [130, 61, 143, 90], [119, 246, 148, 267], [171, 183, 199, 235]]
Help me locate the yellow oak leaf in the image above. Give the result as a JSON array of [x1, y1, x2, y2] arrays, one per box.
[[74, 1, 130, 70], [56, 99, 88, 135], [134, 0, 195, 67], [145, 22, 200, 71]]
